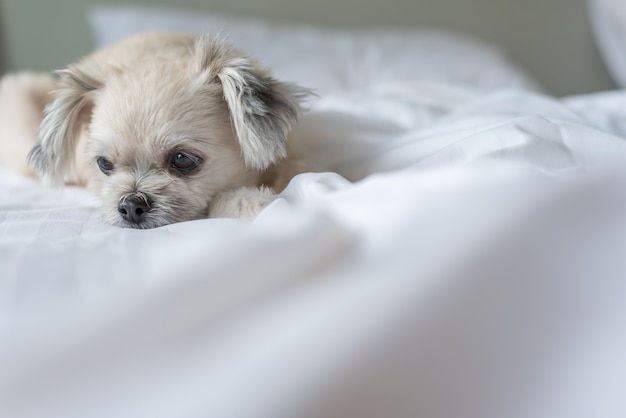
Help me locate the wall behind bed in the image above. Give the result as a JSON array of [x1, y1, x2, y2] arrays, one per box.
[[0, 0, 616, 95]]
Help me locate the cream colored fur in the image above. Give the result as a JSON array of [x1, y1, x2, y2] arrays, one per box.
[[0, 32, 310, 228], [0, 72, 56, 176]]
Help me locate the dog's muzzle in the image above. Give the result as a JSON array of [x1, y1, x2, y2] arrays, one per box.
[[118, 194, 152, 225]]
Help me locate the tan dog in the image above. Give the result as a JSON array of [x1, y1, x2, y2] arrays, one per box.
[[0, 32, 309, 228]]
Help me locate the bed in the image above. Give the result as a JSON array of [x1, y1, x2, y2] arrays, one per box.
[[2, 4, 626, 418]]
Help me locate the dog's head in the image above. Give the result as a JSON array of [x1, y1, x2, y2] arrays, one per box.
[[28, 34, 305, 228]]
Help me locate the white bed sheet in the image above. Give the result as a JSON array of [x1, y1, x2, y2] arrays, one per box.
[[2, 82, 626, 418]]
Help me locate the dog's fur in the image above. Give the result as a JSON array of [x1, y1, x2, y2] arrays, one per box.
[[0, 32, 310, 228]]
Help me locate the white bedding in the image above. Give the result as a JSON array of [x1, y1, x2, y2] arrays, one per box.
[[2, 12, 626, 418]]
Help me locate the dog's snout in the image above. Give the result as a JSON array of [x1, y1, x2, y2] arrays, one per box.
[[118, 195, 151, 224]]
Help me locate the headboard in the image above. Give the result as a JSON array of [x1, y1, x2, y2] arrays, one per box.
[[0, 0, 616, 95]]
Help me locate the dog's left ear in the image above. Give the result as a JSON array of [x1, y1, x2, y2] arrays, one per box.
[[195, 36, 308, 170]]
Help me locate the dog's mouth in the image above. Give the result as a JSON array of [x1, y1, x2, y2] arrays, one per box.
[[104, 199, 209, 229], [111, 207, 175, 229], [115, 216, 165, 229]]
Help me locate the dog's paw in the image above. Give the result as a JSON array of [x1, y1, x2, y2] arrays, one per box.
[[208, 186, 277, 219]]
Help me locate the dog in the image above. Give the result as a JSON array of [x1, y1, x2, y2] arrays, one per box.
[[0, 31, 310, 228]]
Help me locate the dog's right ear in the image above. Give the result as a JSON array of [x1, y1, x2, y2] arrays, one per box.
[[28, 63, 102, 186]]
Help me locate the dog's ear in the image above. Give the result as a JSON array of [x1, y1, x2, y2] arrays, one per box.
[[195, 36, 308, 170], [28, 63, 102, 186]]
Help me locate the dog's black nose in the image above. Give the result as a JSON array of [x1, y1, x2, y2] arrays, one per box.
[[118, 196, 151, 224]]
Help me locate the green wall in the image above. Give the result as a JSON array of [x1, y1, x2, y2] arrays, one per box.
[[0, 0, 616, 95]]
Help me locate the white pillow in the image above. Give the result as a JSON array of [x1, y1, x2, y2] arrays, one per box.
[[88, 6, 540, 94], [589, 0, 626, 88]]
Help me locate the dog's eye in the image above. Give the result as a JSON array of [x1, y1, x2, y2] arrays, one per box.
[[170, 152, 199, 174], [97, 157, 114, 175]]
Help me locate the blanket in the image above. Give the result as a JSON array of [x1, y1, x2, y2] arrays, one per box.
[[2, 82, 626, 418]]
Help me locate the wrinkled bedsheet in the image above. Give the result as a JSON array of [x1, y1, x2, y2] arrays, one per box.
[[1, 85, 626, 418]]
